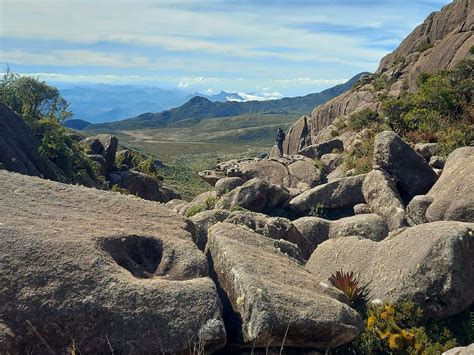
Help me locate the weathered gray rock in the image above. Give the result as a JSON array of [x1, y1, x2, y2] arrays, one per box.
[[320, 153, 344, 174], [429, 155, 446, 169], [226, 211, 313, 261], [374, 131, 438, 202], [426, 147, 474, 222], [115, 170, 178, 203], [287, 158, 322, 191], [190, 209, 231, 250], [362, 170, 407, 230], [443, 343, 474, 355], [289, 174, 366, 216], [165, 199, 189, 215], [329, 214, 389, 241], [353, 203, 371, 215], [307, 221, 474, 319], [297, 139, 344, 159], [0, 171, 226, 353], [215, 177, 246, 197], [207, 222, 363, 349], [407, 195, 433, 226], [0, 103, 65, 182], [80, 134, 118, 170], [216, 178, 290, 214], [326, 164, 347, 182], [293, 214, 388, 253], [415, 143, 438, 160]]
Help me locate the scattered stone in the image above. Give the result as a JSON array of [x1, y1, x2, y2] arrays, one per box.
[[406, 195, 433, 226], [429, 155, 446, 169], [307, 221, 474, 319], [216, 178, 290, 214], [215, 177, 246, 197], [289, 174, 366, 217], [0, 171, 226, 353], [198, 170, 225, 186], [353, 203, 371, 215], [326, 165, 346, 182], [207, 222, 363, 349], [414, 143, 438, 160], [426, 147, 474, 222], [374, 131, 438, 202], [297, 139, 344, 159], [362, 170, 407, 230]]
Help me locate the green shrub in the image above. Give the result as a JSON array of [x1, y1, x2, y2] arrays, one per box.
[[111, 184, 129, 195], [185, 195, 217, 217], [229, 205, 250, 213], [343, 135, 375, 176], [372, 73, 395, 92], [347, 109, 383, 131], [308, 202, 329, 218], [314, 158, 323, 171], [469, 45, 474, 55], [416, 42, 434, 53]]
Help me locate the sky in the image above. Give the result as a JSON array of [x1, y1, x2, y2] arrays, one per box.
[[1, 0, 451, 97]]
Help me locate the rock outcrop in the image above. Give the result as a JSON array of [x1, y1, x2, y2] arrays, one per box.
[[0, 103, 65, 182], [373, 131, 438, 202], [278, 0, 473, 155], [426, 147, 474, 222], [306, 221, 474, 319], [0, 171, 226, 353], [207, 222, 363, 349]]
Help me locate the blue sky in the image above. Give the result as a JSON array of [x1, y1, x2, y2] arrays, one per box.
[[1, 0, 450, 97]]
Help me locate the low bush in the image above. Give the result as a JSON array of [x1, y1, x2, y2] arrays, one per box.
[[347, 109, 384, 131]]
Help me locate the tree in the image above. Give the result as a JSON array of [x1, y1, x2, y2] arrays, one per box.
[[0, 68, 71, 124]]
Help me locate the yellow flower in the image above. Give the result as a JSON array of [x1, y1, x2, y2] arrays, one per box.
[[401, 329, 415, 344], [377, 330, 390, 340], [389, 333, 404, 351], [367, 316, 376, 329]]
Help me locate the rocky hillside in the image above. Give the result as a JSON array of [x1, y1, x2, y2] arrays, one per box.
[[279, 0, 473, 155], [88, 73, 366, 131]]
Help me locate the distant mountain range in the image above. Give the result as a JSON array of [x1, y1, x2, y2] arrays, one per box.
[[58, 83, 253, 124], [88, 73, 367, 131]]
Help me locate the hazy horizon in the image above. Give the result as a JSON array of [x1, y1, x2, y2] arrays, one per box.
[[1, 0, 451, 97]]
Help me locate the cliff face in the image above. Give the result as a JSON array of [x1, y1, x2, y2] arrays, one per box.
[[280, 0, 473, 156]]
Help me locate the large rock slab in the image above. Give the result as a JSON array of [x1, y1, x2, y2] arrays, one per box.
[[0, 171, 226, 353], [289, 175, 366, 217], [362, 169, 407, 230], [207, 222, 363, 349], [426, 147, 474, 222], [306, 221, 474, 319], [0, 103, 65, 182], [373, 131, 437, 201], [216, 178, 290, 214]]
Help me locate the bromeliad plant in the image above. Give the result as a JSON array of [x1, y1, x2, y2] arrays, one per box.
[[328, 269, 371, 310]]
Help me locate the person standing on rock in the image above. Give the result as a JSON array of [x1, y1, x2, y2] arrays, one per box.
[[276, 128, 286, 158]]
